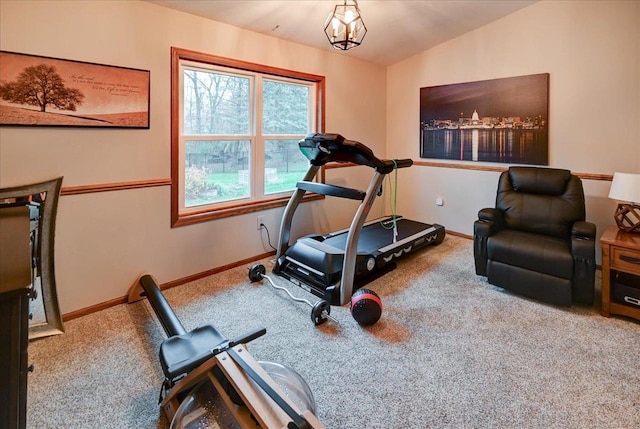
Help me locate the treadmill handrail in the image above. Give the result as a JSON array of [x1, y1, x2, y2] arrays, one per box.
[[276, 164, 321, 259], [390, 158, 413, 169], [337, 170, 387, 305], [296, 181, 366, 200]]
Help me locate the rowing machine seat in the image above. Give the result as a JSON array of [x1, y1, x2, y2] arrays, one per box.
[[160, 324, 228, 381]]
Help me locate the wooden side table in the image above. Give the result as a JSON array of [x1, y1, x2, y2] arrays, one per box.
[[600, 225, 640, 321]]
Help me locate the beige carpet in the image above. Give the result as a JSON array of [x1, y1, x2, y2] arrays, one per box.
[[26, 235, 640, 428]]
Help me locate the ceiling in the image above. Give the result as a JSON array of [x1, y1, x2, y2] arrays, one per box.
[[145, 1, 538, 66]]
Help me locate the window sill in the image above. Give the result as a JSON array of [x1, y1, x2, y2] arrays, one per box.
[[171, 193, 323, 227]]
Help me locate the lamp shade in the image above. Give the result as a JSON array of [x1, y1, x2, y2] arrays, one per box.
[[609, 172, 640, 203]]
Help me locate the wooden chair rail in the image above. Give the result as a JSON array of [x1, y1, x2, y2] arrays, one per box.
[[57, 164, 612, 197]]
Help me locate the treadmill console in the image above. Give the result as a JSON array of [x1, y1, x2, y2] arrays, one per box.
[[299, 133, 392, 171]]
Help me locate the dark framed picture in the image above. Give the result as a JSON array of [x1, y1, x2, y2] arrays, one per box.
[[420, 73, 549, 165], [0, 51, 150, 128]]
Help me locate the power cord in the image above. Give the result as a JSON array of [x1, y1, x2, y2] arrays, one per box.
[[259, 222, 277, 251]]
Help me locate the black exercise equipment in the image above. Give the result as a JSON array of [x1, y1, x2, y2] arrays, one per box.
[[248, 263, 337, 326], [274, 133, 445, 307], [128, 274, 325, 429]]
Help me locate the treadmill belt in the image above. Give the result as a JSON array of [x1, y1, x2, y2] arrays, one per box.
[[324, 219, 431, 254]]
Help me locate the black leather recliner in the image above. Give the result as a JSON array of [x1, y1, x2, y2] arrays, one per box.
[[474, 167, 596, 306]]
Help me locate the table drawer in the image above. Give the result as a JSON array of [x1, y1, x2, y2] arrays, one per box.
[[611, 246, 640, 275]]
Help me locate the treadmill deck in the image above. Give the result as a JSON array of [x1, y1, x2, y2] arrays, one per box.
[[275, 218, 445, 304]]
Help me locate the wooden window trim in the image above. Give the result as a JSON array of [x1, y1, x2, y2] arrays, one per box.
[[170, 47, 326, 227]]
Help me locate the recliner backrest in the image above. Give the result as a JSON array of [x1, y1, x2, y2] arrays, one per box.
[[496, 167, 586, 239]]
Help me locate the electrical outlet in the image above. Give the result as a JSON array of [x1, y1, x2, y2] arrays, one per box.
[[257, 216, 264, 230], [436, 196, 444, 206]]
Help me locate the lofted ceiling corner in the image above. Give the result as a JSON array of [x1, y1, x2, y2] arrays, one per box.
[[144, 0, 539, 66]]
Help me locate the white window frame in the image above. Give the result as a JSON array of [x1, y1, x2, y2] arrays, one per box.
[[171, 47, 325, 227]]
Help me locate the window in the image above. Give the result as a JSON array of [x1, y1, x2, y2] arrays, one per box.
[[171, 48, 325, 227]]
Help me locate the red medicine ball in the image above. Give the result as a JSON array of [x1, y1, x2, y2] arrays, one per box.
[[350, 288, 383, 326]]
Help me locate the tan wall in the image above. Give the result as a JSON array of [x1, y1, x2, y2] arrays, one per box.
[[0, 0, 387, 313], [387, 0, 640, 258], [2, 0, 639, 314]]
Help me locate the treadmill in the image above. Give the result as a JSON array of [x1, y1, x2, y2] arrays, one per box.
[[274, 133, 445, 306]]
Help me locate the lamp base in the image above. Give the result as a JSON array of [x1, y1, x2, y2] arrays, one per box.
[[614, 203, 640, 234]]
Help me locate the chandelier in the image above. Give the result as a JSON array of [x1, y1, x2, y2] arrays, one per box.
[[324, 0, 367, 51]]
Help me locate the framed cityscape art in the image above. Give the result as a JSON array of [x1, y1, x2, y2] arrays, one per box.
[[0, 51, 150, 128], [419, 73, 549, 165]]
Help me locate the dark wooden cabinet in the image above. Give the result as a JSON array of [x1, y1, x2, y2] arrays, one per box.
[[0, 286, 30, 429], [1, 205, 33, 429]]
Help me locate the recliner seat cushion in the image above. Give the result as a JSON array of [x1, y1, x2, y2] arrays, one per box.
[[487, 229, 573, 279]]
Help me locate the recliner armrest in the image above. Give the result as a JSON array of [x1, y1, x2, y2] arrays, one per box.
[[476, 208, 505, 237], [474, 208, 504, 277], [478, 208, 502, 223], [571, 221, 596, 240], [570, 221, 596, 305]]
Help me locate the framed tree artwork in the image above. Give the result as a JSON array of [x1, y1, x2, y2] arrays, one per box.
[[420, 73, 549, 165], [0, 51, 150, 128]]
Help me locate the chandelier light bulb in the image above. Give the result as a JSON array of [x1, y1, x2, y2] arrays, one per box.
[[344, 10, 354, 24]]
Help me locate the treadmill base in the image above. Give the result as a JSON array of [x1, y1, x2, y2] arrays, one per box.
[[274, 219, 445, 305]]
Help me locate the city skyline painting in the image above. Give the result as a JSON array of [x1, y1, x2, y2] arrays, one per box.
[[420, 73, 549, 165]]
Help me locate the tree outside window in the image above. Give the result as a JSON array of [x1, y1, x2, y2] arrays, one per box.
[[171, 48, 324, 226]]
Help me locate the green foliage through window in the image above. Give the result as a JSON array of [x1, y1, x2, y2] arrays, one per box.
[[174, 49, 323, 221]]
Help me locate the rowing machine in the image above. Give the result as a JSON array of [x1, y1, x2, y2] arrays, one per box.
[[128, 274, 325, 428]]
